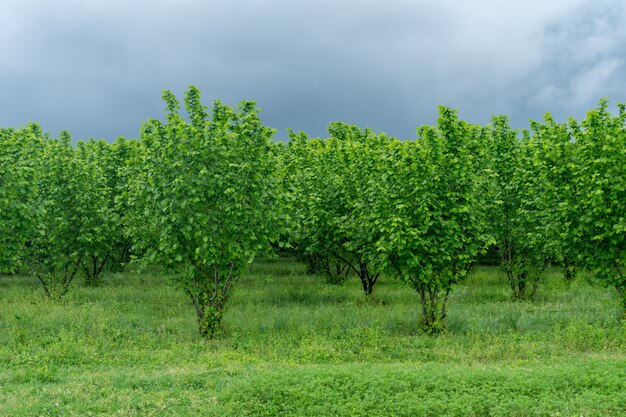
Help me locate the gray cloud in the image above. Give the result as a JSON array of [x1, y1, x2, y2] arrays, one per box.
[[1, 0, 625, 141]]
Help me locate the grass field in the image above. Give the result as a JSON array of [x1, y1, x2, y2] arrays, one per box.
[[1, 257, 625, 416]]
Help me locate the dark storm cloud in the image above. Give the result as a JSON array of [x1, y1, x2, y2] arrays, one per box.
[[1, 0, 625, 141], [523, 0, 626, 122]]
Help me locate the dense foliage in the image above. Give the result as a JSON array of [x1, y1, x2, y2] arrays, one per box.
[[1, 89, 625, 333], [0, 125, 42, 274], [283, 108, 491, 331], [282, 124, 389, 293], [30, 132, 115, 297], [125, 87, 280, 337], [383, 108, 490, 331], [487, 116, 550, 299], [566, 102, 626, 311]]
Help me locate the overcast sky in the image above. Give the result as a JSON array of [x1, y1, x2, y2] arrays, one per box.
[[1, 0, 625, 141]]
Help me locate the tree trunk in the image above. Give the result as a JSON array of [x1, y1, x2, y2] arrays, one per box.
[[332, 253, 378, 296], [37, 262, 79, 299], [414, 282, 447, 334], [563, 257, 577, 283], [197, 302, 225, 338], [82, 254, 109, 286], [358, 262, 379, 296]]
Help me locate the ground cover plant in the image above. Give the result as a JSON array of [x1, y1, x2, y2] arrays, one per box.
[[1, 258, 625, 416]]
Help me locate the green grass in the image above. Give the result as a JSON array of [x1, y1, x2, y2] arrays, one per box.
[[1, 258, 625, 416]]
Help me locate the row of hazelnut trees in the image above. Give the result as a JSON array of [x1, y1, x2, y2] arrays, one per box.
[[0, 125, 132, 296], [284, 100, 626, 333], [1, 87, 625, 335]]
